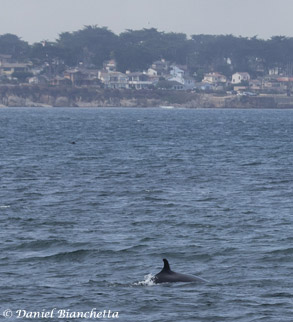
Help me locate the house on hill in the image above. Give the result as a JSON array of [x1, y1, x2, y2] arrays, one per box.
[[156, 79, 184, 90], [64, 69, 83, 85], [170, 65, 185, 79], [151, 59, 169, 72], [98, 71, 129, 89], [203, 72, 227, 84], [127, 72, 153, 90], [183, 76, 195, 90], [0, 54, 12, 64], [63, 68, 101, 87], [147, 68, 159, 76], [168, 65, 195, 90], [103, 60, 117, 72], [28, 75, 49, 85], [232, 72, 250, 84], [147, 59, 169, 76], [0, 62, 31, 78]]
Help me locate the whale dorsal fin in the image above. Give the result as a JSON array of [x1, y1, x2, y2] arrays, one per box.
[[162, 258, 171, 272]]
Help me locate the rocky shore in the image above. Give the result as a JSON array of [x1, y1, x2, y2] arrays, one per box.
[[1, 85, 293, 108]]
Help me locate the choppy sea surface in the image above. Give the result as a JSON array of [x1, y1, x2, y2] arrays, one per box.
[[0, 107, 292, 322]]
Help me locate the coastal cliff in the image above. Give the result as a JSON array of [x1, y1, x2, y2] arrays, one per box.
[[0, 85, 292, 108]]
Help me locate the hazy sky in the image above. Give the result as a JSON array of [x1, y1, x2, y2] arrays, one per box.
[[1, 0, 293, 43]]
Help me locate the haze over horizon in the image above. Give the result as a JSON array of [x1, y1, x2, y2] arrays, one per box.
[[1, 0, 293, 43]]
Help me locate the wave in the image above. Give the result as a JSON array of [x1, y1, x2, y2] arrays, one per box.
[[261, 292, 293, 298], [18, 245, 153, 262], [9, 239, 87, 251], [19, 248, 96, 262], [87, 279, 143, 288], [260, 247, 293, 263], [266, 247, 293, 255], [196, 197, 217, 202], [133, 274, 156, 286], [241, 161, 263, 166]]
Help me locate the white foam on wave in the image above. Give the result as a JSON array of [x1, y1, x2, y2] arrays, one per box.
[[0, 205, 10, 209], [134, 274, 156, 286]]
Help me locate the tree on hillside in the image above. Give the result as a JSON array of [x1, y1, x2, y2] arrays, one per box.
[[1, 28, 293, 78], [0, 34, 30, 59], [263, 36, 293, 71], [114, 28, 192, 71], [115, 28, 161, 71], [30, 41, 70, 65], [188, 34, 269, 76], [56, 25, 118, 67]]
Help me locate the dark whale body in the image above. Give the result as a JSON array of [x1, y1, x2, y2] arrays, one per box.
[[153, 259, 207, 284]]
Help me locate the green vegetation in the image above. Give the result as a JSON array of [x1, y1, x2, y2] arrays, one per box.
[[0, 33, 30, 59], [1, 26, 293, 76]]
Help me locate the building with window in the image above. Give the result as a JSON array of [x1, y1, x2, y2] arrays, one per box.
[[232, 72, 250, 84]]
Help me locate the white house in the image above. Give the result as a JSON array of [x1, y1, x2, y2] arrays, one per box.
[[232, 72, 250, 84], [28, 75, 48, 85], [167, 66, 195, 90], [98, 71, 129, 89], [170, 65, 184, 79], [167, 66, 184, 84], [127, 72, 153, 90], [147, 68, 158, 76], [269, 67, 281, 76], [147, 59, 169, 76], [203, 72, 227, 84]]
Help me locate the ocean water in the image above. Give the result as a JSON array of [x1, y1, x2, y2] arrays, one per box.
[[0, 107, 292, 322]]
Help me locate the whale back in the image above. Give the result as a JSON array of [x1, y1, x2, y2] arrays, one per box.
[[153, 258, 207, 284]]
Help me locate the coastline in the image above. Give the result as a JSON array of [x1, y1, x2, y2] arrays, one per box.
[[1, 86, 293, 109]]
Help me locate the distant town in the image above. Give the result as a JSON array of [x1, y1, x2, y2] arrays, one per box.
[[1, 27, 293, 108]]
